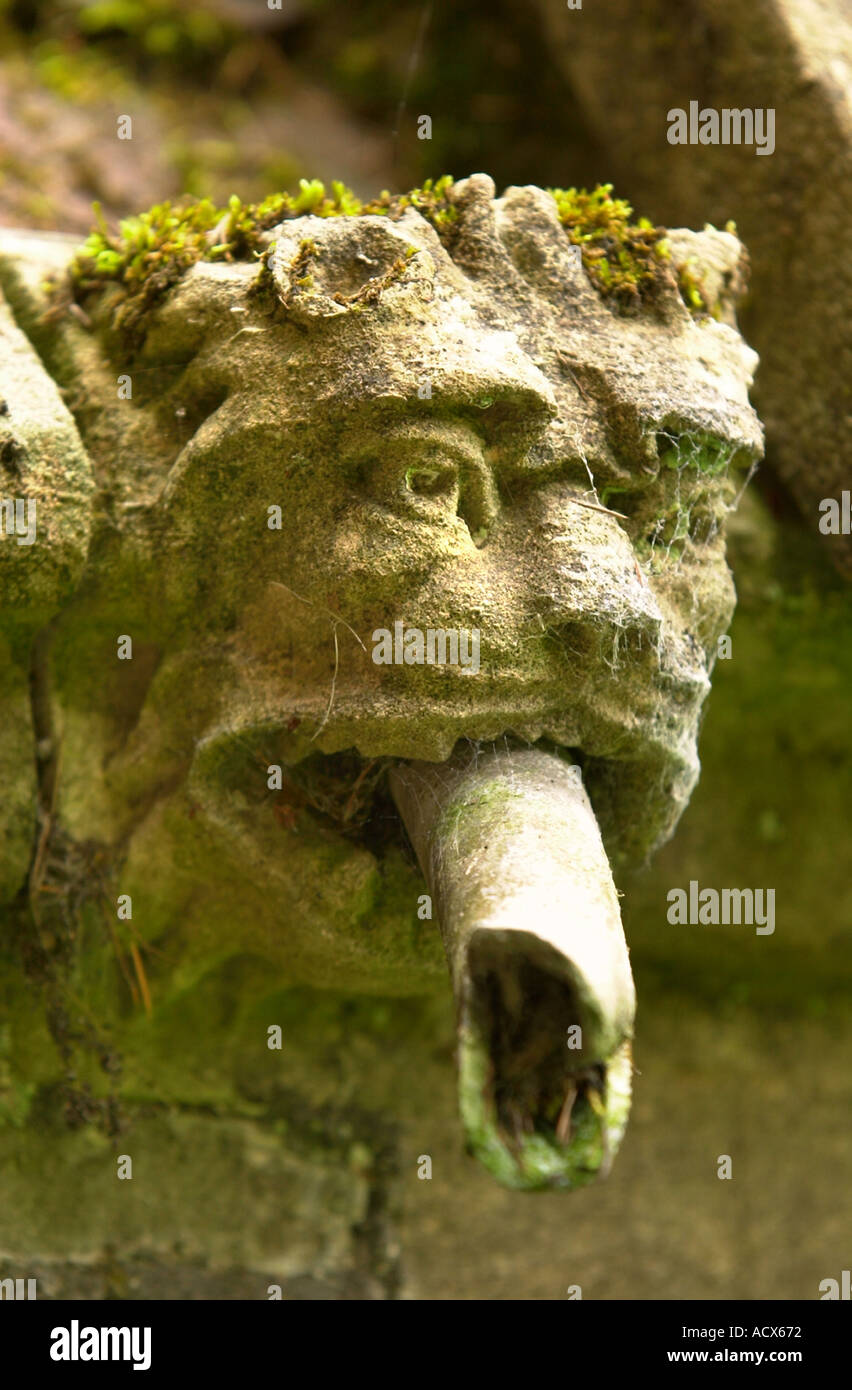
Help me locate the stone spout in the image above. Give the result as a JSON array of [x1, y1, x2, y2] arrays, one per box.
[[390, 742, 635, 1189]]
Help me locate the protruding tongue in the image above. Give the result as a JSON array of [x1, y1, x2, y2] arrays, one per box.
[[389, 743, 635, 1190]]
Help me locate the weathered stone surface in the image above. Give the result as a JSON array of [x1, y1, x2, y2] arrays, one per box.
[[1, 184, 761, 1062], [0, 285, 94, 904], [0, 285, 94, 624], [0, 1105, 395, 1298], [535, 0, 852, 575]]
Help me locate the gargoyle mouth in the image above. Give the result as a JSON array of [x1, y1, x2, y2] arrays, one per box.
[[190, 730, 638, 1190]]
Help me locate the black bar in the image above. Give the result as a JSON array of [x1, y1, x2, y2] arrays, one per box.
[[2, 1298, 846, 1377]]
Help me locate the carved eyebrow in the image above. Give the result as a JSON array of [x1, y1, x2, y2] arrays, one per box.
[[356, 419, 488, 471], [326, 386, 555, 443]]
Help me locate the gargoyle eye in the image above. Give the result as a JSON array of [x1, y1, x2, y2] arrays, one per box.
[[404, 462, 456, 497], [348, 445, 460, 516]]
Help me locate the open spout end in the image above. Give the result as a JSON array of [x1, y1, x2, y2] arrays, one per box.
[[456, 929, 634, 1190]]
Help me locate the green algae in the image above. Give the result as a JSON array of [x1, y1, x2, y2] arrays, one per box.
[[598, 429, 741, 572], [656, 429, 735, 476]]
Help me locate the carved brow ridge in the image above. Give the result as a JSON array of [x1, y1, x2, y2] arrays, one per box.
[[331, 385, 556, 439], [369, 418, 489, 470]]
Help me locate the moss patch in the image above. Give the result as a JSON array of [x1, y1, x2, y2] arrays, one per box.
[[548, 182, 715, 315], [60, 176, 457, 349], [457, 1023, 632, 1191], [58, 174, 718, 351]]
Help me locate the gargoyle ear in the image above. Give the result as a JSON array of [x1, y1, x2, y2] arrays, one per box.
[[267, 216, 436, 321], [664, 225, 751, 328]]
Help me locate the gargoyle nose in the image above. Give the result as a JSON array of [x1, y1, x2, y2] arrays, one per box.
[[458, 458, 501, 546]]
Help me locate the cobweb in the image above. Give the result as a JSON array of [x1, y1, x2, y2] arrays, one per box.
[[642, 427, 752, 568]]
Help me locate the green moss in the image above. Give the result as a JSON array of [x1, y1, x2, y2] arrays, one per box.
[[602, 429, 742, 571], [548, 184, 720, 317], [62, 176, 458, 350], [289, 236, 320, 290], [675, 257, 715, 316], [548, 183, 670, 308], [67, 198, 224, 347], [657, 430, 734, 476], [62, 175, 718, 349]]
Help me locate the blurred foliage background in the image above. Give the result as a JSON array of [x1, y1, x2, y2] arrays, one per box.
[[0, 0, 606, 229]]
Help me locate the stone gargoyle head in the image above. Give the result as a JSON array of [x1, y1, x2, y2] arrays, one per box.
[[0, 174, 762, 1189]]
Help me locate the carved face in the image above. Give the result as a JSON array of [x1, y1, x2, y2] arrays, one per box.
[[6, 176, 762, 996]]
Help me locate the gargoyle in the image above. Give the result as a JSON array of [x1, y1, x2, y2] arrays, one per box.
[[0, 174, 762, 1188]]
